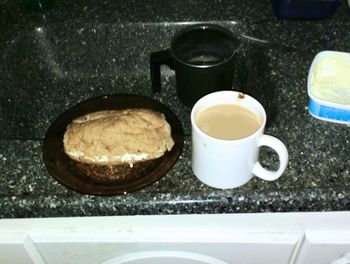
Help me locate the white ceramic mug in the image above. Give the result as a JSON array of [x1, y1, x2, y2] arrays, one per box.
[[191, 91, 288, 189]]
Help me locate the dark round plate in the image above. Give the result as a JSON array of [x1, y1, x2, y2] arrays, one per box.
[[43, 94, 184, 196]]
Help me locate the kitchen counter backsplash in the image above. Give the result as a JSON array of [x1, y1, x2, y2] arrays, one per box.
[[0, 0, 350, 218]]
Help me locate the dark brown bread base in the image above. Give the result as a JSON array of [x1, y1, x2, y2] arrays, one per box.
[[73, 158, 159, 183]]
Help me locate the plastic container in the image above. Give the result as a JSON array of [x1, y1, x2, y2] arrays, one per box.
[[271, 0, 341, 19], [307, 51, 350, 124]]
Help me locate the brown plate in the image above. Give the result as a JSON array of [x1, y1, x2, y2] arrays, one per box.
[[43, 94, 184, 196]]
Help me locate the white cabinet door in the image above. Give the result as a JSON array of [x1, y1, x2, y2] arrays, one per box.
[[31, 228, 301, 264], [295, 231, 350, 264], [33, 239, 300, 264], [8, 213, 344, 264]]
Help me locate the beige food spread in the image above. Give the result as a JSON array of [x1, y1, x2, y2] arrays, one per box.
[[310, 52, 350, 104], [63, 109, 174, 165]]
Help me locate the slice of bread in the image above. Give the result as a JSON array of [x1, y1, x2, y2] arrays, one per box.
[[63, 109, 174, 181]]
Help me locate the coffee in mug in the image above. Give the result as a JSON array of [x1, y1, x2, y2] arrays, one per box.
[[191, 91, 288, 189], [196, 104, 260, 140]]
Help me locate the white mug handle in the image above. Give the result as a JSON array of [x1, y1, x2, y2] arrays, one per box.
[[252, 135, 288, 181]]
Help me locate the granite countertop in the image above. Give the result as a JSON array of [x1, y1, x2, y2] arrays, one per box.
[[0, 0, 350, 218]]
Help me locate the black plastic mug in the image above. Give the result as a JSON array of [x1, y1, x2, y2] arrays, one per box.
[[150, 24, 241, 107]]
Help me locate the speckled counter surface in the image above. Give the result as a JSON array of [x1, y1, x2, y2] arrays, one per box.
[[1, 0, 350, 218]]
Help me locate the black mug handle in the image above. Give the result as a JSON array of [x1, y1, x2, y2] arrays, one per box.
[[150, 49, 174, 93]]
